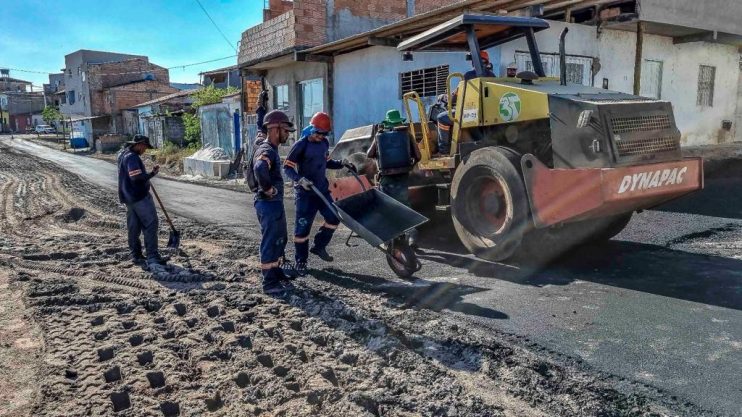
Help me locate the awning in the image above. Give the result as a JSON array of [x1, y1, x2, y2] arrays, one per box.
[[64, 114, 108, 122]]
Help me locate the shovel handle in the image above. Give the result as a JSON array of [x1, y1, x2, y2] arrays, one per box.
[[150, 185, 176, 232]]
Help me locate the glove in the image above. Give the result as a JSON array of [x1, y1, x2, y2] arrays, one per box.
[[342, 160, 357, 173], [298, 177, 313, 191]]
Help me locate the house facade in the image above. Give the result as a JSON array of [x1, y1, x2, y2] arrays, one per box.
[[132, 89, 200, 147], [0, 69, 31, 93], [200, 65, 241, 89], [238, 0, 742, 147], [59, 49, 177, 142], [43, 73, 65, 107], [0, 92, 45, 133]]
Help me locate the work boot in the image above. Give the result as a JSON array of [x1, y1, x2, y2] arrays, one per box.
[[147, 256, 168, 269], [281, 261, 299, 280], [131, 253, 147, 266], [310, 246, 333, 262], [262, 280, 287, 297], [295, 261, 308, 277]]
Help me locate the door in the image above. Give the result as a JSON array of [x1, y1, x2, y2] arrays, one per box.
[[299, 78, 324, 132], [641, 60, 663, 99]]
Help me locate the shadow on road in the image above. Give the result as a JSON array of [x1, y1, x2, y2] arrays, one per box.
[[655, 177, 742, 219], [311, 267, 508, 320], [416, 230, 742, 311]]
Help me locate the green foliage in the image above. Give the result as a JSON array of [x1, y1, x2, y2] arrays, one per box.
[[183, 113, 201, 146], [178, 85, 238, 147], [42, 106, 62, 124], [191, 85, 239, 108]]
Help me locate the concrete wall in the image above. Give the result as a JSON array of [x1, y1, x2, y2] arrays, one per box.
[[265, 61, 328, 132], [641, 0, 742, 36], [332, 45, 496, 140], [736, 66, 742, 142]]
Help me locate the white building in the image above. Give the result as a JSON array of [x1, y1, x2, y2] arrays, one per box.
[[240, 0, 742, 147]]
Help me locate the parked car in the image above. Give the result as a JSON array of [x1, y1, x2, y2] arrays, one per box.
[[35, 125, 55, 134]]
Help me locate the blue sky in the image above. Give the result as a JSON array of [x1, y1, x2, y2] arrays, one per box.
[[2, 0, 263, 89]]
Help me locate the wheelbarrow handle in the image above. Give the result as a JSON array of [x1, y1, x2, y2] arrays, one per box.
[[309, 184, 340, 218], [347, 168, 367, 192]]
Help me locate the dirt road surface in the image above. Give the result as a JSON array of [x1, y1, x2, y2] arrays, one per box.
[[0, 136, 738, 416]]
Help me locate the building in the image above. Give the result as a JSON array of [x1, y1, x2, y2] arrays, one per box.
[[200, 65, 241, 89], [0, 69, 32, 93], [0, 92, 45, 132], [59, 49, 178, 142], [132, 89, 201, 147], [43, 73, 65, 107], [238, 0, 742, 146]]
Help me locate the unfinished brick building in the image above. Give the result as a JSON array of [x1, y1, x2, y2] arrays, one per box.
[[60, 50, 177, 140]]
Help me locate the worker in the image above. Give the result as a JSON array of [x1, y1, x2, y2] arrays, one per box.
[[436, 50, 496, 154], [367, 109, 422, 246], [117, 134, 165, 267], [252, 110, 298, 295], [284, 112, 355, 277]]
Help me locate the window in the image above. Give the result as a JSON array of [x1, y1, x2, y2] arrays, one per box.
[[640, 60, 663, 99], [399, 65, 449, 98], [299, 78, 324, 130], [81, 71, 86, 82], [274, 84, 289, 111], [697, 65, 716, 107], [515, 52, 593, 86], [67, 90, 75, 105]]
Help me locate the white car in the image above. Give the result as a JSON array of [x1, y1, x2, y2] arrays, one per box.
[[35, 125, 55, 134]]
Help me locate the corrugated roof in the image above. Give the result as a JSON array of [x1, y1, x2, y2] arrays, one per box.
[[132, 88, 201, 108]]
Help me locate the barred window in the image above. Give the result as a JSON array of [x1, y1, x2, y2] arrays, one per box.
[[399, 65, 449, 98], [697, 65, 716, 107]]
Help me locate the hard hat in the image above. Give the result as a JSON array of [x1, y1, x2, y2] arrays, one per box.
[[310, 112, 332, 133], [263, 110, 296, 132], [480, 50, 490, 62]]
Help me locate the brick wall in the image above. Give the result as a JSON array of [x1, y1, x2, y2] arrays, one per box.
[[239, 10, 299, 64], [334, 0, 406, 20], [105, 80, 179, 115], [88, 58, 170, 91], [243, 79, 263, 113], [293, 0, 328, 46], [265, 0, 294, 21]]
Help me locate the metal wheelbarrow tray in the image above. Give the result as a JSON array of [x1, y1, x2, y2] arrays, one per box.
[[311, 172, 428, 278]]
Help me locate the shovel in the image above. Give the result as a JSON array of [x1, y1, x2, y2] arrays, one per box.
[[150, 185, 181, 249]]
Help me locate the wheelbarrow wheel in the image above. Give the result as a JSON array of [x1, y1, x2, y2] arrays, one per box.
[[386, 240, 419, 279]]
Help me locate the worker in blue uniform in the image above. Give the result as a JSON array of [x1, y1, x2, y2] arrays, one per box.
[[117, 134, 166, 267], [284, 112, 355, 277], [252, 110, 297, 295]]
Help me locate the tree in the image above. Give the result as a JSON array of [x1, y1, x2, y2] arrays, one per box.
[[42, 106, 62, 124]]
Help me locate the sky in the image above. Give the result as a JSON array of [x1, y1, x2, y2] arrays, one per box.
[[1, 0, 263, 90]]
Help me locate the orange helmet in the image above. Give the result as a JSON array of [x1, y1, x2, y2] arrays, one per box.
[[479, 50, 490, 63], [310, 112, 332, 133]]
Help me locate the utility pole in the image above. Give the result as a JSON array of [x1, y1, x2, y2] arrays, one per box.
[[633, 21, 645, 95]]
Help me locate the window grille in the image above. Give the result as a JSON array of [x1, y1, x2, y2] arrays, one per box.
[[399, 65, 449, 98], [697, 65, 716, 107]]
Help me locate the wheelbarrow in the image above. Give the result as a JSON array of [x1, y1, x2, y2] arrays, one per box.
[[310, 171, 428, 278]]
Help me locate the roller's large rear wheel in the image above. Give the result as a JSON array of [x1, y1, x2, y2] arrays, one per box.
[[450, 147, 529, 262]]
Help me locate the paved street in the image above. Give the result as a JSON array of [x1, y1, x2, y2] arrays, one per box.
[[4, 136, 741, 416]]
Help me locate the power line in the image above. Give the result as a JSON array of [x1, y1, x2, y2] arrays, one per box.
[[194, 0, 238, 53], [2, 55, 237, 78]]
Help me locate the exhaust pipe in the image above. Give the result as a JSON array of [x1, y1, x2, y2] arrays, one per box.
[[560, 28, 569, 86]]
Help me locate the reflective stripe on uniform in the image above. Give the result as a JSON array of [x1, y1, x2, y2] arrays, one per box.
[[261, 261, 280, 270], [128, 169, 142, 176], [437, 122, 450, 131], [259, 154, 271, 169], [321, 222, 339, 230], [284, 160, 297, 168], [294, 235, 309, 243]]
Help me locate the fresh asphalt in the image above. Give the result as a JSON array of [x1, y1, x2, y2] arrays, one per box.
[[4, 136, 741, 416]]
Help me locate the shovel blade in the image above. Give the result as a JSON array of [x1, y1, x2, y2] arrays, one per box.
[[167, 230, 181, 249]]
